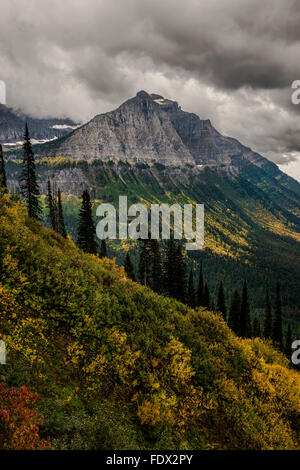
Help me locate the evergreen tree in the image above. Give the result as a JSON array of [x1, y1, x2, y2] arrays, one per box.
[[228, 289, 241, 335], [203, 282, 210, 308], [151, 239, 162, 294], [263, 290, 272, 339], [99, 240, 108, 258], [57, 189, 67, 238], [77, 190, 97, 254], [0, 144, 7, 189], [138, 239, 153, 287], [272, 282, 283, 350], [124, 252, 136, 281], [284, 324, 292, 358], [252, 317, 261, 338], [19, 124, 42, 220], [196, 263, 204, 306], [173, 242, 186, 303], [187, 269, 195, 307], [217, 281, 227, 320], [240, 280, 251, 337], [210, 297, 216, 312], [163, 239, 186, 302], [47, 180, 57, 231]]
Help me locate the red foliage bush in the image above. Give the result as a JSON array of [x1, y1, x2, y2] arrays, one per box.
[[0, 383, 50, 450]]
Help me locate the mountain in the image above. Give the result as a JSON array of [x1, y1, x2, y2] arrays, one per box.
[[0, 194, 299, 450], [27, 90, 278, 172], [0, 103, 78, 146]]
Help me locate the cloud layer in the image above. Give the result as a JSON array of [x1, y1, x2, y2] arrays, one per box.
[[1, 0, 300, 178]]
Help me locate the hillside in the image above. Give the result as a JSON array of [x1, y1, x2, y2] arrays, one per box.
[[0, 194, 300, 450], [4, 156, 300, 331]]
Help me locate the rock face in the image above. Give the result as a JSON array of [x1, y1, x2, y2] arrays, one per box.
[[34, 90, 269, 170], [0, 104, 78, 144], [50, 91, 194, 165]]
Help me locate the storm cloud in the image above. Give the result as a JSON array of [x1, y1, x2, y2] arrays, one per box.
[[1, 0, 300, 178]]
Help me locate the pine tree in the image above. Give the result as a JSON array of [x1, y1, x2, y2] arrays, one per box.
[[240, 280, 251, 337], [0, 144, 7, 189], [20, 124, 42, 220], [138, 239, 153, 287], [151, 239, 162, 294], [252, 317, 261, 338], [47, 180, 57, 231], [57, 189, 67, 238], [187, 269, 195, 307], [228, 289, 241, 335], [162, 239, 186, 302], [196, 263, 204, 306], [284, 324, 292, 358], [272, 282, 283, 350], [203, 282, 210, 308], [163, 238, 176, 297], [124, 252, 136, 281], [263, 290, 272, 339], [217, 281, 227, 320], [99, 240, 108, 258], [77, 190, 98, 254], [173, 242, 186, 303]]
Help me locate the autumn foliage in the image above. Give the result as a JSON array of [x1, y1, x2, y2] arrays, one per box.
[[0, 194, 300, 449], [0, 383, 50, 450]]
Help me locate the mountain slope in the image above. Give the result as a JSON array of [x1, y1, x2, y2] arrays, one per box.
[[0, 103, 77, 145], [0, 194, 300, 450]]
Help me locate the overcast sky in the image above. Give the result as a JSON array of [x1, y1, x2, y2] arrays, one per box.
[[1, 0, 300, 180]]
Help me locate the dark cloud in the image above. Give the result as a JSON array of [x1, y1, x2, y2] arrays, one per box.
[[0, 0, 300, 178]]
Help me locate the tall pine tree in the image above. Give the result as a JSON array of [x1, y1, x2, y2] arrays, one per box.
[[187, 269, 195, 307], [263, 290, 272, 339], [217, 281, 227, 320], [57, 189, 67, 238], [77, 190, 97, 254], [20, 124, 42, 220], [138, 239, 153, 287], [151, 239, 162, 294], [228, 289, 241, 335], [47, 180, 57, 231], [174, 242, 186, 303], [196, 263, 204, 306], [0, 144, 7, 190], [203, 282, 210, 308], [252, 317, 261, 338], [99, 240, 108, 258], [284, 324, 292, 358], [124, 252, 136, 281], [240, 280, 251, 337], [272, 282, 283, 350]]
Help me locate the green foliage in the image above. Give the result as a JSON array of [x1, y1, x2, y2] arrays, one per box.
[[19, 124, 42, 220], [77, 190, 98, 254]]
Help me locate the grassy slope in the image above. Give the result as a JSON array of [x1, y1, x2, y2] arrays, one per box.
[[0, 194, 300, 450]]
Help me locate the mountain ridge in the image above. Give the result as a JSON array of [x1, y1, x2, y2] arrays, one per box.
[[0, 103, 78, 145], [23, 90, 272, 172]]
